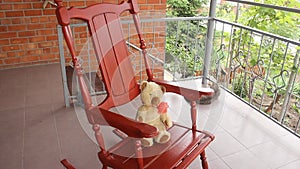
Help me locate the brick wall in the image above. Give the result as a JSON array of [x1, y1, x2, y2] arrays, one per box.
[[0, 0, 166, 69]]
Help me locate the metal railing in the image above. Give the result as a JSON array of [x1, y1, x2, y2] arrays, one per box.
[[211, 18, 300, 136], [211, 0, 300, 136]]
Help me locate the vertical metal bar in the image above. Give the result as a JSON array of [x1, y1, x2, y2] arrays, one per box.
[[173, 20, 180, 81], [234, 2, 240, 23], [192, 20, 201, 76], [87, 26, 92, 94], [203, 0, 217, 86], [279, 49, 300, 122], [57, 25, 70, 107], [262, 38, 277, 116]]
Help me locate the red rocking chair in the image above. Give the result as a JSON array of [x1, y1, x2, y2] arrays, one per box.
[[55, 0, 215, 168]]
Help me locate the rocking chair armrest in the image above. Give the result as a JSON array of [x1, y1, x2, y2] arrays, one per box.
[[87, 107, 159, 138], [151, 79, 214, 101]]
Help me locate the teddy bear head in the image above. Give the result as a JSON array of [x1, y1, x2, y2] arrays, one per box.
[[140, 81, 166, 107]]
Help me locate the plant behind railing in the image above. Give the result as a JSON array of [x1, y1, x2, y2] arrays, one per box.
[[212, 0, 300, 135]]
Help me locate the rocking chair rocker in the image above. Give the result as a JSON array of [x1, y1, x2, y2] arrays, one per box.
[[54, 0, 215, 168]]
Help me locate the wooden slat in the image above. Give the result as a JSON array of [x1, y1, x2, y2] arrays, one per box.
[[101, 124, 213, 169]]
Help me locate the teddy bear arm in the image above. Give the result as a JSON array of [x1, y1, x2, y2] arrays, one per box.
[[160, 114, 173, 128]]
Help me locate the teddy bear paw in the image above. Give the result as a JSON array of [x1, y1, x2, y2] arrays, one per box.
[[156, 131, 170, 144], [141, 138, 153, 147]]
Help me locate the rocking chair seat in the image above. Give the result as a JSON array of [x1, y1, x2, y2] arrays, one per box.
[[99, 123, 214, 169]]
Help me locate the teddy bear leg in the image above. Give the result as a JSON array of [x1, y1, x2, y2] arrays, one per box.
[[155, 131, 171, 144], [141, 138, 153, 147]]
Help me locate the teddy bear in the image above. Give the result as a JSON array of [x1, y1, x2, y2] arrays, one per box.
[[136, 81, 173, 147]]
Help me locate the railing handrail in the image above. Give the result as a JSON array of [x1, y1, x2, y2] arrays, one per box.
[[226, 0, 300, 14], [214, 18, 300, 46]]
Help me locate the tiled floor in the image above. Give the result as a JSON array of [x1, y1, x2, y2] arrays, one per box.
[[0, 63, 300, 169]]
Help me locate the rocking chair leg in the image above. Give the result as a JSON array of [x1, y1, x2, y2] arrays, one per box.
[[61, 159, 76, 169], [200, 151, 208, 169]]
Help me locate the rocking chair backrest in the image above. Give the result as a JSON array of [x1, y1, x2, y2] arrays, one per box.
[[55, 0, 148, 109]]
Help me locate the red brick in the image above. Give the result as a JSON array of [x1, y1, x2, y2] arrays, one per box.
[[39, 41, 54, 48], [7, 51, 25, 58], [154, 4, 166, 10], [0, 39, 9, 46], [86, 1, 101, 6], [0, 60, 3, 65], [46, 35, 58, 41], [1, 19, 11, 25], [29, 36, 45, 43], [51, 47, 59, 53], [4, 58, 21, 64], [0, 12, 4, 18], [13, 3, 32, 10], [140, 5, 154, 10], [2, 45, 20, 52], [44, 23, 56, 29], [24, 43, 38, 49], [40, 54, 57, 61], [3, 0, 22, 2], [39, 16, 48, 23], [11, 18, 25, 24], [137, 0, 147, 4], [27, 24, 44, 30], [0, 32, 17, 39], [24, 10, 42, 16], [27, 49, 43, 55], [69, 1, 85, 7], [31, 17, 40, 23], [37, 29, 53, 36], [0, 26, 7, 32], [32, 3, 43, 9], [43, 48, 51, 54], [148, 0, 160, 4], [0, 4, 13, 10], [43, 9, 55, 15], [11, 38, 28, 44], [5, 11, 24, 17], [20, 55, 39, 62], [7, 25, 26, 31], [48, 16, 58, 22], [0, 53, 7, 58], [18, 31, 36, 37]]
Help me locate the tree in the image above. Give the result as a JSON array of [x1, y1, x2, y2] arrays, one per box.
[[167, 0, 208, 17], [238, 0, 300, 40]]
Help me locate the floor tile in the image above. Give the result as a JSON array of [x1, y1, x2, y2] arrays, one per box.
[[223, 149, 270, 169], [210, 128, 246, 157], [0, 86, 26, 111], [0, 134, 23, 169], [249, 141, 299, 168], [277, 160, 300, 169], [23, 105, 61, 169], [226, 118, 273, 148], [207, 158, 231, 169], [54, 106, 100, 168], [0, 108, 24, 138]]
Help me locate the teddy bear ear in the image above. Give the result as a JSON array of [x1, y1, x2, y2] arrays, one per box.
[[161, 85, 166, 93], [140, 81, 148, 91]]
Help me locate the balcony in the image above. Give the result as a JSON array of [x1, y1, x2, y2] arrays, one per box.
[[1, 0, 300, 169]]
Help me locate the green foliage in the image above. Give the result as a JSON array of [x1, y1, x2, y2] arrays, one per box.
[[238, 0, 300, 40], [167, 0, 208, 17], [165, 20, 207, 77], [214, 0, 300, 99], [165, 0, 208, 78]]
